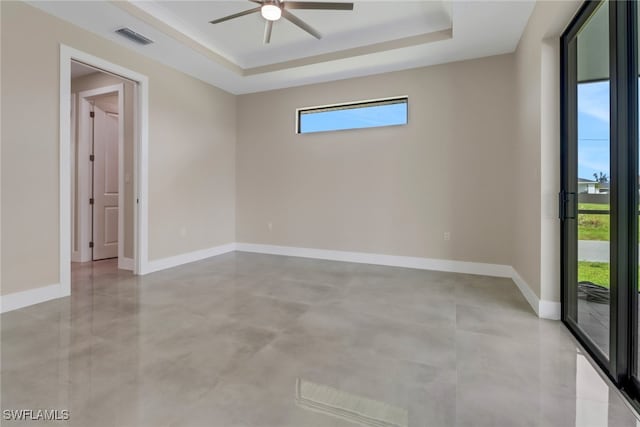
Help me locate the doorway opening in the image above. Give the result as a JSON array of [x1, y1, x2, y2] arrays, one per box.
[[71, 61, 131, 272], [60, 45, 150, 296]]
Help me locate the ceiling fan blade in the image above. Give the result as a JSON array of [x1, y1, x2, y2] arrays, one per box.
[[209, 6, 261, 24], [284, 2, 353, 10], [264, 20, 273, 44], [249, 0, 263, 3], [282, 9, 321, 39]]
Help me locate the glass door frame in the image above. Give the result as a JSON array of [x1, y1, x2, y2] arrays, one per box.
[[560, 0, 639, 401]]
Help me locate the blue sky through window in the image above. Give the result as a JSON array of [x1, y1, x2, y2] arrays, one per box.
[[299, 102, 407, 134], [578, 81, 610, 180]]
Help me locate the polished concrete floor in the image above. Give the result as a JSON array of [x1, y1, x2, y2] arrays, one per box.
[[2, 252, 640, 426]]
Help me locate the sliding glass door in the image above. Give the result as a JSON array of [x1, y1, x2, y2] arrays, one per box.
[[561, 0, 639, 403], [632, 0, 640, 395], [564, 0, 612, 362]]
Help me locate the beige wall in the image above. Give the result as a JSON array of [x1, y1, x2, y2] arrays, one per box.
[[236, 55, 516, 265], [1, 1, 236, 295], [1, 0, 586, 307], [512, 0, 581, 301], [71, 72, 135, 259]]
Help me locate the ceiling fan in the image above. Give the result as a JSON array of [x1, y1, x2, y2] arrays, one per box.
[[209, 0, 354, 44]]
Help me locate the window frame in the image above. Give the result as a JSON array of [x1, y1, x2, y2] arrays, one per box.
[[295, 96, 409, 134]]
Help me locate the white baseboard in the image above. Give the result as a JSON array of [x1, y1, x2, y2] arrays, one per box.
[[236, 243, 560, 320], [510, 269, 541, 316], [3, 243, 561, 321], [235, 243, 513, 277], [0, 283, 68, 313], [142, 242, 236, 275], [118, 257, 134, 271], [511, 268, 560, 320], [538, 300, 561, 320]]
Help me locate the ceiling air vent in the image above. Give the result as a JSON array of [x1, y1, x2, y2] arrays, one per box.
[[115, 27, 154, 45]]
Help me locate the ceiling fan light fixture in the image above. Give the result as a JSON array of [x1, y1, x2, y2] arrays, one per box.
[[261, 4, 282, 21]]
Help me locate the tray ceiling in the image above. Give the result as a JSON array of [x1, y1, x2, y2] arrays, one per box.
[[28, 1, 535, 94]]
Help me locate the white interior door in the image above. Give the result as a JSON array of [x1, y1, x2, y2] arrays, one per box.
[[92, 106, 119, 260]]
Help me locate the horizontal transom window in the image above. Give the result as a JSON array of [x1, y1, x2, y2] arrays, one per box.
[[296, 97, 408, 134]]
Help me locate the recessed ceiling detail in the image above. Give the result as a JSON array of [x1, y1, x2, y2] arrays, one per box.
[[208, 1, 355, 45], [27, 1, 535, 94], [243, 28, 452, 76], [120, 0, 453, 70]]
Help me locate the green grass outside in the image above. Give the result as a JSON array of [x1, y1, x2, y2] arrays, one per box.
[[578, 203, 610, 241], [578, 261, 611, 288], [577, 202, 640, 288], [579, 261, 640, 289], [577, 203, 640, 241]]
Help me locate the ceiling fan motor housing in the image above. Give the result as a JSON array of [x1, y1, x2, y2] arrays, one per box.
[[261, 1, 282, 21]]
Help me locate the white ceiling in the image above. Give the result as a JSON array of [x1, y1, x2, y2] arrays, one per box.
[[28, 1, 536, 94], [140, 1, 453, 68], [71, 61, 98, 79]]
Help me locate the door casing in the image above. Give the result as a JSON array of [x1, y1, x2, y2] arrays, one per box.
[[59, 45, 150, 296]]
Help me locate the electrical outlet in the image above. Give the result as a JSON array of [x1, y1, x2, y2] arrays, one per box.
[[444, 232, 450, 241], [268, 222, 273, 231], [180, 226, 187, 237]]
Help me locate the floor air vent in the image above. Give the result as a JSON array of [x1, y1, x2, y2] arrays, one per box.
[[115, 28, 154, 45]]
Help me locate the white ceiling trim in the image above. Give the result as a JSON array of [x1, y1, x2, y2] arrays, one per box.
[[28, 1, 536, 94], [113, 0, 242, 74], [126, 1, 454, 70], [243, 28, 452, 75], [119, 0, 454, 77], [123, 0, 243, 66]]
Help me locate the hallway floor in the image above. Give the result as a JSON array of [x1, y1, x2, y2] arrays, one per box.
[[2, 253, 639, 426]]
